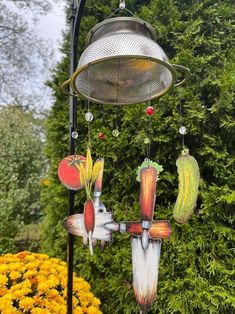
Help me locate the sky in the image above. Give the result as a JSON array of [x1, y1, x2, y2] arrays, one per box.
[[36, 2, 66, 62], [31, 2, 67, 109]]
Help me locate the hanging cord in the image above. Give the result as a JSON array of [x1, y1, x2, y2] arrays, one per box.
[[114, 107, 118, 130], [115, 107, 118, 128], [87, 66, 91, 148], [146, 59, 153, 168], [146, 101, 151, 168], [87, 103, 91, 148], [179, 103, 185, 149], [117, 58, 120, 105]]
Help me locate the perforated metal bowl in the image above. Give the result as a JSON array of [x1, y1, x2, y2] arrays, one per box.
[[63, 17, 190, 105]]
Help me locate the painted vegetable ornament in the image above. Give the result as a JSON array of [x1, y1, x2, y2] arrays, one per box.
[[57, 155, 86, 190], [139, 166, 157, 249], [63, 148, 114, 255], [128, 159, 169, 312], [59, 152, 172, 311], [105, 159, 170, 312], [173, 149, 200, 224], [136, 160, 163, 249]]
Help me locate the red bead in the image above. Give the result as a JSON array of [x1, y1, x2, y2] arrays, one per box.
[[146, 106, 154, 116], [98, 132, 106, 140]]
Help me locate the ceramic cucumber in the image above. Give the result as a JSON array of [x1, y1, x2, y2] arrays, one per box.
[[173, 149, 200, 224]]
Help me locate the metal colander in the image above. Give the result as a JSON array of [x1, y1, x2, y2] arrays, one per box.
[[64, 17, 190, 105]]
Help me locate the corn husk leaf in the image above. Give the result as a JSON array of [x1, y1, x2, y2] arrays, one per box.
[[73, 163, 84, 186], [92, 160, 103, 183], [85, 148, 93, 182], [78, 163, 86, 186]]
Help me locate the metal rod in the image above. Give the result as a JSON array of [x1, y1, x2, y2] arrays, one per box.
[[67, 1, 86, 313]]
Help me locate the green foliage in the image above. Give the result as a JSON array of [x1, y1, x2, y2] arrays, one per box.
[[136, 159, 163, 182], [0, 106, 45, 253], [42, 0, 235, 313]]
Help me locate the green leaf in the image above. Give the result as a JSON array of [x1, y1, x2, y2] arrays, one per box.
[[136, 159, 163, 182]]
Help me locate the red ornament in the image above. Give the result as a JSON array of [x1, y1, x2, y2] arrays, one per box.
[[146, 106, 154, 116], [57, 155, 86, 190], [98, 132, 106, 140]]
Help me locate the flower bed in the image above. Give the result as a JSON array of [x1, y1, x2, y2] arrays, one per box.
[[0, 252, 102, 314]]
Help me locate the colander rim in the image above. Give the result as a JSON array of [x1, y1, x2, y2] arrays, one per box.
[[87, 17, 157, 45], [70, 55, 177, 105]]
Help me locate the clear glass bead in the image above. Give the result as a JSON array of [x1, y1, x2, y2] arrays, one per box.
[[179, 126, 187, 135], [144, 137, 151, 144], [112, 129, 120, 137], [119, 0, 125, 9], [85, 112, 93, 121], [71, 131, 78, 139]]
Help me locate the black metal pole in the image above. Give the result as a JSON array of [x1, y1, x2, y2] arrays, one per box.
[[67, 1, 86, 313]]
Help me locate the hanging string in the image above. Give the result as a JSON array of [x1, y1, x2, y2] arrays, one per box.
[[114, 107, 119, 131], [117, 58, 120, 105], [179, 103, 185, 149], [146, 59, 153, 168], [146, 101, 151, 168], [115, 107, 118, 129], [87, 66, 91, 148]]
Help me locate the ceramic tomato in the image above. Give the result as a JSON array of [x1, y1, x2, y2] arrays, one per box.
[[57, 155, 86, 190]]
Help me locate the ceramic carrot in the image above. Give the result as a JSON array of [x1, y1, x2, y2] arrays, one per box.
[[139, 166, 157, 222], [139, 166, 157, 249], [137, 159, 163, 249]]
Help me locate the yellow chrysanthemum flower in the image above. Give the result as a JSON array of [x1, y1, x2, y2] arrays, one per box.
[[0, 264, 8, 274], [0, 252, 102, 313], [0, 287, 8, 297], [0, 274, 8, 287], [11, 288, 30, 300], [9, 271, 21, 281], [0, 295, 13, 311], [92, 297, 101, 307], [87, 305, 103, 314], [31, 309, 51, 314], [19, 297, 34, 311], [2, 307, 19, 314], [74, 307, 83, 314], [23, 269, 37, 279], [9, 263, 21, 272], [37, 281, 49, 294], [25, 261, 36, 270]]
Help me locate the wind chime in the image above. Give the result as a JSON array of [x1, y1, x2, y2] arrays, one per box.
[[59, 1, 200, 312]]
